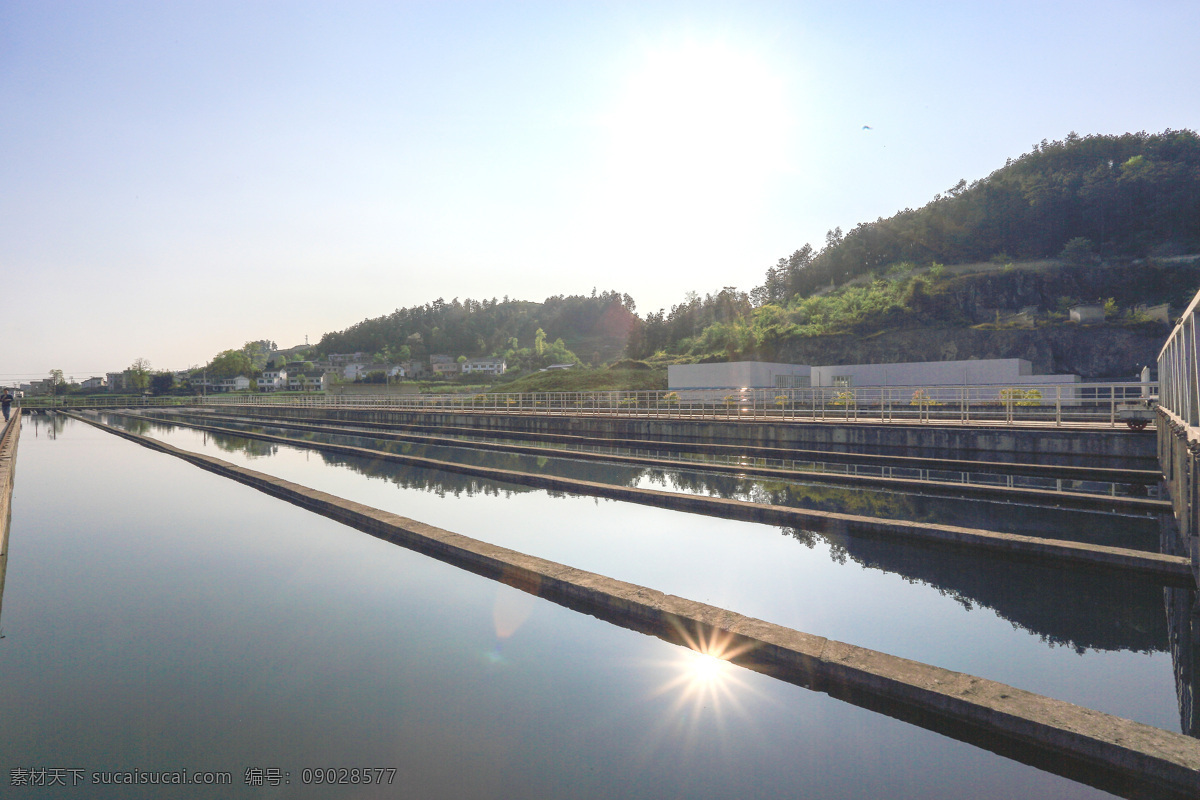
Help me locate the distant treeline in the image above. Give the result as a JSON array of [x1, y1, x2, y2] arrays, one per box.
[[316, 290, 638, 368]]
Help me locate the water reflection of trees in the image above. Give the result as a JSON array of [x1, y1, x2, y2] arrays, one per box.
[[106, 416, 279, 459], [645, 470, 1155, 550], [316, 450, 535, 499], [780, 526, 1171, 656], [142, 416, 1155, 548]]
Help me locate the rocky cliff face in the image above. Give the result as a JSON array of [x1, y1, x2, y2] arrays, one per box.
[[766, 257, 1200, 379], [773, 324, 1168, 380]]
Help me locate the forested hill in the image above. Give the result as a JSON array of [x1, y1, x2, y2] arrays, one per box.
[[316, 291, 638, 367], [623, 130, 1200, 376], [754, 130, 1200, 303]]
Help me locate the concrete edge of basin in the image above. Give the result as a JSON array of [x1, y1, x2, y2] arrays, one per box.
[[0, 410, 22, 619]]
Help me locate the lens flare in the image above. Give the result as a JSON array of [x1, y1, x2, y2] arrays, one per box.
[[687, 650, 730, 682]]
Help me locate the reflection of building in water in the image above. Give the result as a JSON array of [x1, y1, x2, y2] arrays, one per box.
[[1166, 587, 1199, 737]]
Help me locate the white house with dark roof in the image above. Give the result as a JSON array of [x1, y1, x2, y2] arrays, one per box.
[[462, 358, 506, 375], [257, 367, 288, 391], [286, 372, 328, 392]]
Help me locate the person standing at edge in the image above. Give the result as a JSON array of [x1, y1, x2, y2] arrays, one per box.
[[1, 388, 13, 421]]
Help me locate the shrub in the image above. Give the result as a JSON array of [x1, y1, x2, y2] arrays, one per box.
[[910, 389, 943, 406], [999, 388, 1043, 406]]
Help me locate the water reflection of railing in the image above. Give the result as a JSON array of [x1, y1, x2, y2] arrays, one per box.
[[22, 381, 1158, 427]]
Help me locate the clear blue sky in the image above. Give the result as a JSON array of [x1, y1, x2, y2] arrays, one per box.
[[2, 0, 1198, 381]]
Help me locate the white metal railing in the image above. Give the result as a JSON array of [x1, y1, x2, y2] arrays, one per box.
[[1158, 291, 1200, 426], [166, 382, 1155, 427], [18, 382, 1158, 427]]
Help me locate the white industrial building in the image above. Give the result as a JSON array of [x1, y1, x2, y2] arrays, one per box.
[[668, 359, 1080, 401], [808, 359, 1078, 390], [667, 361, 813, 390]]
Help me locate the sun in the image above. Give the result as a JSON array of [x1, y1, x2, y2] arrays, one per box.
[[603, 39, 791, 210]]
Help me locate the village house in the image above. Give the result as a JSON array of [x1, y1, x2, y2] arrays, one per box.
[[327, 352, 368, 366], [286, 372, 328, 392], [402, 360, 428, 378], [430, 355, 460, 376], [256, 367, 288, 391], [192, 376, 252, 393], [461, 358, 507, 376]]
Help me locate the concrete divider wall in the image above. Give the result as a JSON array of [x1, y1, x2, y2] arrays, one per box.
[[212, 405, 1158, 467], [0, 410, 22, 624], [71, 413, 1200, 799]]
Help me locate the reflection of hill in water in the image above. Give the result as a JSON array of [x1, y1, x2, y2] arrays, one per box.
[[143, 417, 1154, 547], [317, 449, 542, 499], [781, 526, 1171, 655], [257, 423, 1149, 544], [648, 471, 1154, 549], [114, 417, 280, 459]]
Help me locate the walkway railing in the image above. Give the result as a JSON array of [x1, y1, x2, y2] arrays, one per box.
[[1157, 289, 1200, 583], [1159, 291, 1200, 426], [19, 382, 1153, 427], [19, 381, 1156, 427]]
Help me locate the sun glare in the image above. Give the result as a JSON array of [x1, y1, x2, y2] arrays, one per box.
[[573, 36, 794, 283], [604, 39, 791, 208], [653, 624, 757, 704], [686, 650, 731, 683]]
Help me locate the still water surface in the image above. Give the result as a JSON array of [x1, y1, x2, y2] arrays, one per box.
[[0, 415, 1179, 798], [97, 414, 1189, 733], [144, 411, 1159, 549]]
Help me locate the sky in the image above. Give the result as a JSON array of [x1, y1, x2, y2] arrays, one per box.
[[2, 0, 1199, 382]]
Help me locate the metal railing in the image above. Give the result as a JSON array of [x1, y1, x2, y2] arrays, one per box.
[[1159, 291, 1200, 426], [1156, 288, 1200, 583], [17, 395, 208, 410], [192, 382, 1152, 427], [18, 382, 1156, 427]]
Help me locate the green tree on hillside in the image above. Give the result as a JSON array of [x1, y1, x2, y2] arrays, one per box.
[[128, 357, 152, 392], [207, 349, 254, 378]]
